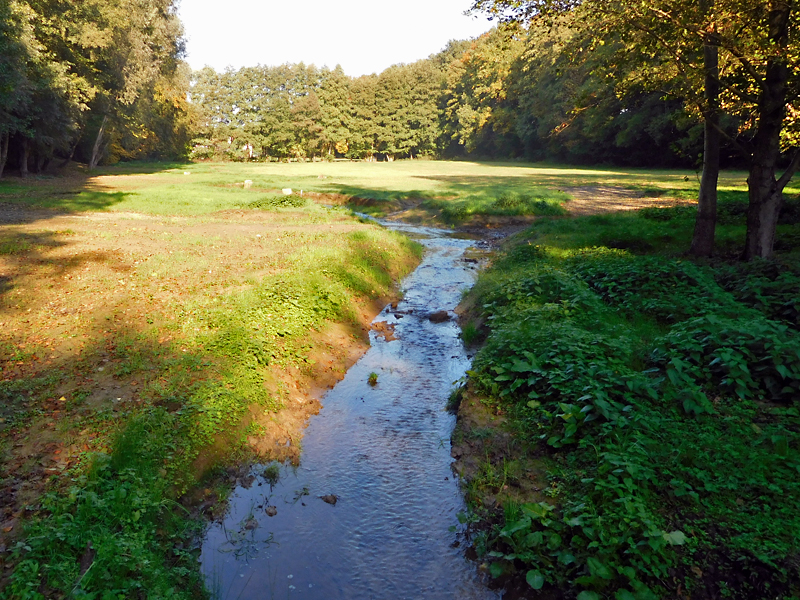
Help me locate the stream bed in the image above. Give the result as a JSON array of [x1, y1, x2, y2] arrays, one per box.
[[200, 221, 499, 600]]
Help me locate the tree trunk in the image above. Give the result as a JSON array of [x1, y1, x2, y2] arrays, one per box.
[[89, 115, 108, 171], [742, 2, 792, 260], [20, 137, 29, 178], [0, 132, 9, 179], [59, 136, 81, 168], [689, 3, 720, 258]]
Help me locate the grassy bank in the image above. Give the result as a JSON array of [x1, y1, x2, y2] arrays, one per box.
[[455, 196, 800, 599], [0, 166, 421, 597]]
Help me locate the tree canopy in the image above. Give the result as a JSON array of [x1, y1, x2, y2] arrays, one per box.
[[468, 0, 800, 257], [0, 0, 191, 177]]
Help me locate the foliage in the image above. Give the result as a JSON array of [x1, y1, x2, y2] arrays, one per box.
[[247, 194, 308, 209], [462, 210, 800, 598], [0, 0, 190, 176], [5, 411, 203, 599], [191, 60, 443, 162], [189, 23, 706, 168]]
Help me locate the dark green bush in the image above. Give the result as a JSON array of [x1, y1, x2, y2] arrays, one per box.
[[713, 259, 800, 330], [652, 315, 800, 405], [567, 252, 748, 323], [248, 194, 307, 209]]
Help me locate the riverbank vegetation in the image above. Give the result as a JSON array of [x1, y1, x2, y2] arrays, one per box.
[[455, 194, 800, 599], [0, 163, 420, 597]]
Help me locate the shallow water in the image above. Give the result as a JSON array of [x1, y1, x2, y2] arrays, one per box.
[[200, 221, 498, 600]]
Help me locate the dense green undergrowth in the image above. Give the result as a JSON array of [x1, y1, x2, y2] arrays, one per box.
[[462, 201, 800, 599], [2, 208, 420, 599]]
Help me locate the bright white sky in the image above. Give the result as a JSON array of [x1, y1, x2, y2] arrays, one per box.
[[177, 0, 494, 76]]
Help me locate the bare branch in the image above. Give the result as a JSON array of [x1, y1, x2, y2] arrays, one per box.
[[710, 120, 751, 159], [777, 150, 800, 191]]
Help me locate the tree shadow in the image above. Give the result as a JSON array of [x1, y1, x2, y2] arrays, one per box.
[[0, 229, 121, 302], [0, 159, 192, 226]]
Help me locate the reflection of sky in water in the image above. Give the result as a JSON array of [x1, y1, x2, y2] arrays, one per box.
[[201, 221, 498, 600]]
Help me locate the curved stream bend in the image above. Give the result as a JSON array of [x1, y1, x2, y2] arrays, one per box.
[[200, 221, 498, 600]]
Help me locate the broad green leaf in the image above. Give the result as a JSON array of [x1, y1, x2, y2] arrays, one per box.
[[663, 530, 687, 545], [526, 570, 545, 590], [489, 561, 504, 578], [587, 556, 613, 579]]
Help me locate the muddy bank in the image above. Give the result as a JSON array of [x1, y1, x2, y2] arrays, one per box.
[[449, 384, 555, 599]]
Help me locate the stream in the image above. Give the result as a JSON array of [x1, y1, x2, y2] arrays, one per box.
[[200, 220, 499, 600]]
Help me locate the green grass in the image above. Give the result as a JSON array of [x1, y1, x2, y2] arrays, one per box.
[[460, 208, 800, 599], [0, 171, 421, 598], [7, 160, 790, 224]]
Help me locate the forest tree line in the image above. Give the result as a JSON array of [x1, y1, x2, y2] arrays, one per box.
[[190, 25, 713, 167], [0, 0, 190, 177], [1, 0, 797, 258]]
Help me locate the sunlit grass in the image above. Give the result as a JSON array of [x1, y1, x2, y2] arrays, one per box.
[[2, 160, 773, 222]]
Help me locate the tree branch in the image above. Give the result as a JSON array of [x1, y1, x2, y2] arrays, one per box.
[[710, 120, 751, 160], [638, 5, 767, 90], [777, 150, 800, 191]]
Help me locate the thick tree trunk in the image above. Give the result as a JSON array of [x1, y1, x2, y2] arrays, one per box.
[[742, 3, 792, 260], [20, 137, 29, 178], [89, 115, 108, 171], [0, 132, 9, 179], [689, 5, 720, 258]]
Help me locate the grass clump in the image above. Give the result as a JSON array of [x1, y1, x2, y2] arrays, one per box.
[[5, 411, 203, 599], [430, 190, 568, 224], [460, 211, 800, 599], [246, 194, 308, 209]]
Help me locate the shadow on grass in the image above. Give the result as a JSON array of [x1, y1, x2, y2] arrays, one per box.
[[0, 158, 192, 225], [89, 160, 193, 176], [0, 230, 125, 302]]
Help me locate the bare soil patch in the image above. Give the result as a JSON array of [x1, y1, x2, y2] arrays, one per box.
[[564, 185, 695, 216]]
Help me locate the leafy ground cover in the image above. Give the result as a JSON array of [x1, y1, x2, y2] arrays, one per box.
[[455, 194, 800, 599], [0, 166, 420, 597]]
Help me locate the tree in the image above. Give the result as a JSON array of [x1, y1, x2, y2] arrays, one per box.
[[471, 0, 800, 259], [440, 26, 525, 156], [375, 61, 443, 159]]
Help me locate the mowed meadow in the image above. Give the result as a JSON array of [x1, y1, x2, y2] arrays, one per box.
[[0, 159, 798, 598]]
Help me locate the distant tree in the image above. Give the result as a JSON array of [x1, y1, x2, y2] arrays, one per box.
[[318, 66, 352, 156], [346, 75, 380, 159], [376, 61, 443, 159], [441, 26, 525, 156]]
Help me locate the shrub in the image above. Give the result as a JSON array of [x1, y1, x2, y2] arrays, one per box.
[[713, 259, 800, 330], [567, 252, 748, 323], [247, 194, 307, 209], [652, 315, 800, 406]]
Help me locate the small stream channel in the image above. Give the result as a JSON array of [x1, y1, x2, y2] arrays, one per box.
[[200, 220, 500, 600]]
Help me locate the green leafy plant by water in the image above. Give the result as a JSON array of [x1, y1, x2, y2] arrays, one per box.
[[462, 214, 800, 599]]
